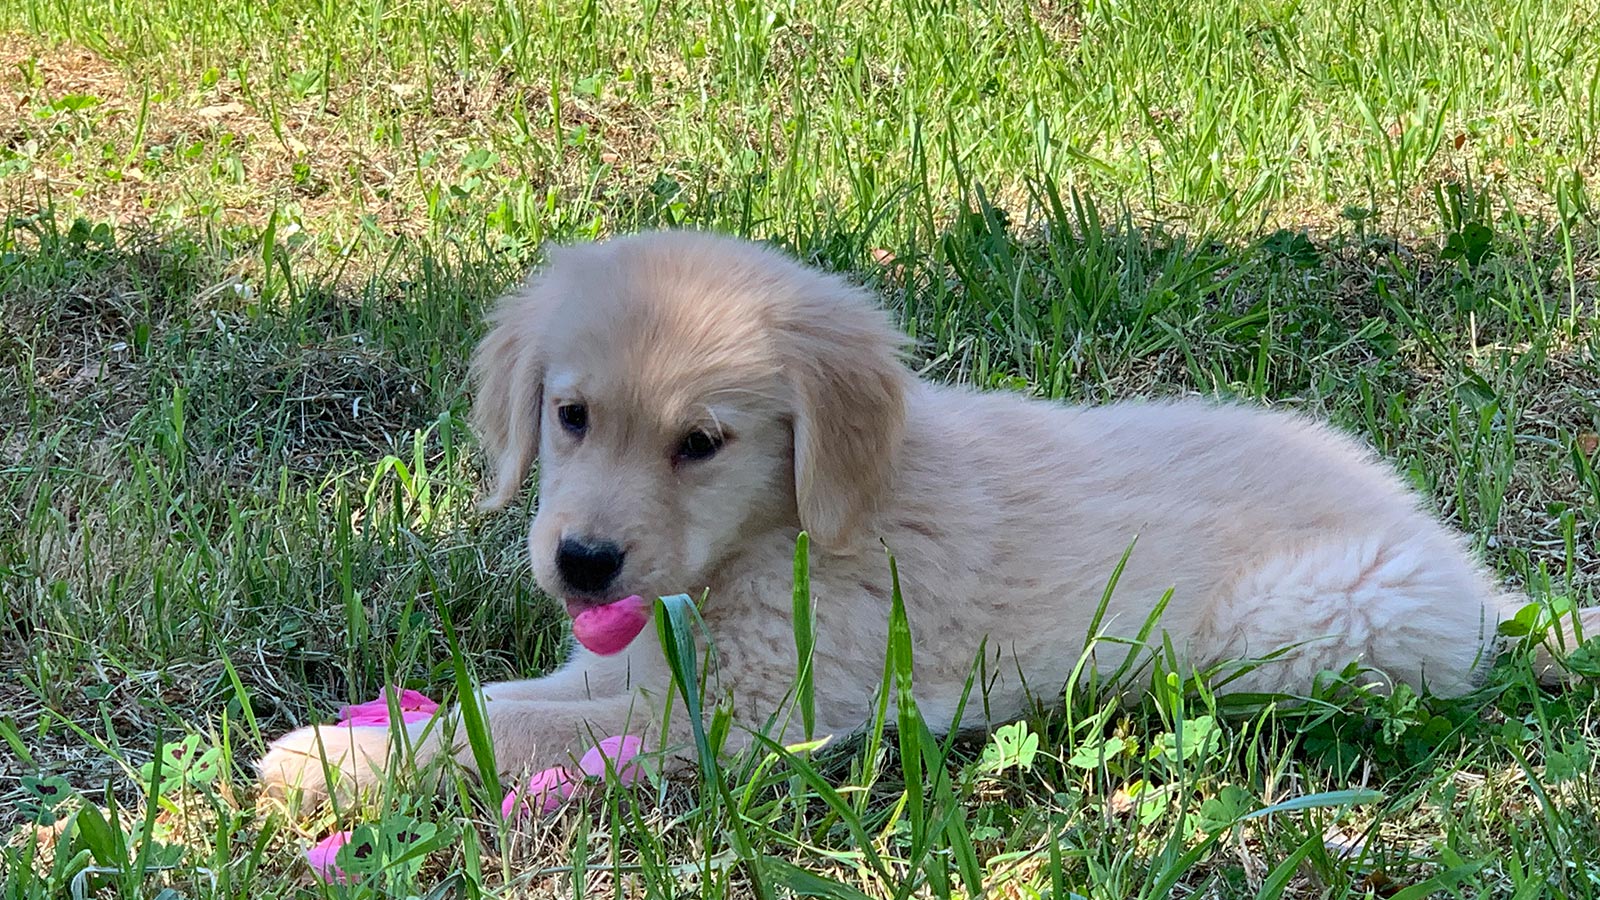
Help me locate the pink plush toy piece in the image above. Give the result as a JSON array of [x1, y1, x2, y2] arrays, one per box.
[[579, 735, 648, 785], [335, 687, 439, 727], [502, 734, 648, 821], [571, 595, 652, 655], [500, 766, 577, 818], [306, 830, 353, 883]]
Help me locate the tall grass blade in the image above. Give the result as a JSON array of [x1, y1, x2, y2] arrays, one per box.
[[655, 593, 773, 900], [434, 593, 501, 803], [792, 531, 816, 742]]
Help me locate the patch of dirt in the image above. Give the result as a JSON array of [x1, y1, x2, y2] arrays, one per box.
[[0, 29, 669, 278], [0, 32, 132, 108], [0, 227, 223, 439], [242, 340, 431, 465]]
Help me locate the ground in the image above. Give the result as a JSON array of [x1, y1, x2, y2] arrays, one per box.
[[3, 0, 1600, 897]]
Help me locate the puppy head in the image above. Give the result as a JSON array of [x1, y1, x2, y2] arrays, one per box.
[[469, 230, 910, 611]]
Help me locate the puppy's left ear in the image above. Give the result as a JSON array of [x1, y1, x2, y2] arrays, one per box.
[[468, 269, 556, 511], [780, 279, 912, 549]]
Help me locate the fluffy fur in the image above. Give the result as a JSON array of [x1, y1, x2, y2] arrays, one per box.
[[257, 230, 1596, 804]]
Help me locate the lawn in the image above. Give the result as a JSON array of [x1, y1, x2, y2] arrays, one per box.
[[3, 0, 1600, 896]]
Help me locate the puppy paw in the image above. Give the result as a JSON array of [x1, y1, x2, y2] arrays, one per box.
[[255, 723, 392, 808], [1532, 606, 1600, 687]]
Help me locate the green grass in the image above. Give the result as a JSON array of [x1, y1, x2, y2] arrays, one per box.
[[3, 0, 1600, 895]]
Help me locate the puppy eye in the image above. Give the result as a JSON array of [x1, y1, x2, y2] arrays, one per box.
[[676, 429, 724, 462], [557, 403, 588, 435]]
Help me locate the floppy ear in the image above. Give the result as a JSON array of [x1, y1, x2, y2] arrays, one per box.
[[781, 283, 912, 549], [468, 275, 552, 511]]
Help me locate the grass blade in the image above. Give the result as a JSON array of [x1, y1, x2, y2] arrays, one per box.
[[655, 593, 773, 900], [792, 531, 816, 742], [434, 593, 501, 804], [1253, 832, 1321, 900]]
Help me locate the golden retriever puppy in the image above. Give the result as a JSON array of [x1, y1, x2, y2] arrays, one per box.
[[257, 229, 1593, 804]]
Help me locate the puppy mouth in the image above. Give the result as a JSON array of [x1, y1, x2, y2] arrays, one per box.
[[563, 595, 630, 618]]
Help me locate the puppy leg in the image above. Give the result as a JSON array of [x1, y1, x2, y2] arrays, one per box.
[[475, 693, 695, 779], [255, 684, 683, 807], [1198, 532, 1502, 698], [1533, 606, 1600, 686], [475, 645, 656, 703], [256, 649, 666, 806], [255, 716, 437, 807]]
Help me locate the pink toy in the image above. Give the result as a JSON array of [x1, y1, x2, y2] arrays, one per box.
[[499, 766, 577, 818], [579, 735, 648, 784], [502, 733, 648, 821], [335, 687, 440, 727], [571, 594, 652, 655], [306, 830, 353, 883]]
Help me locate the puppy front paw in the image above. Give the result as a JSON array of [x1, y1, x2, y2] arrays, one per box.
[[256, 723, 392, 808]]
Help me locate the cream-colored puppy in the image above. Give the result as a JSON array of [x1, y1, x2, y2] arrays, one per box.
[[257, 229, 1591, 804]]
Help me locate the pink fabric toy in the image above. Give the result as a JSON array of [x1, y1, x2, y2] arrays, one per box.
[[499, 766, 578, 818], [305, 830, 353, 883], [335, 687, 440, 727], [501, 734, 648, 820], [571, 595, 651, 655]]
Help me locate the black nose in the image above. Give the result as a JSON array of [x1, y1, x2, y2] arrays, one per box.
[[556, 538, 626, 594]]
